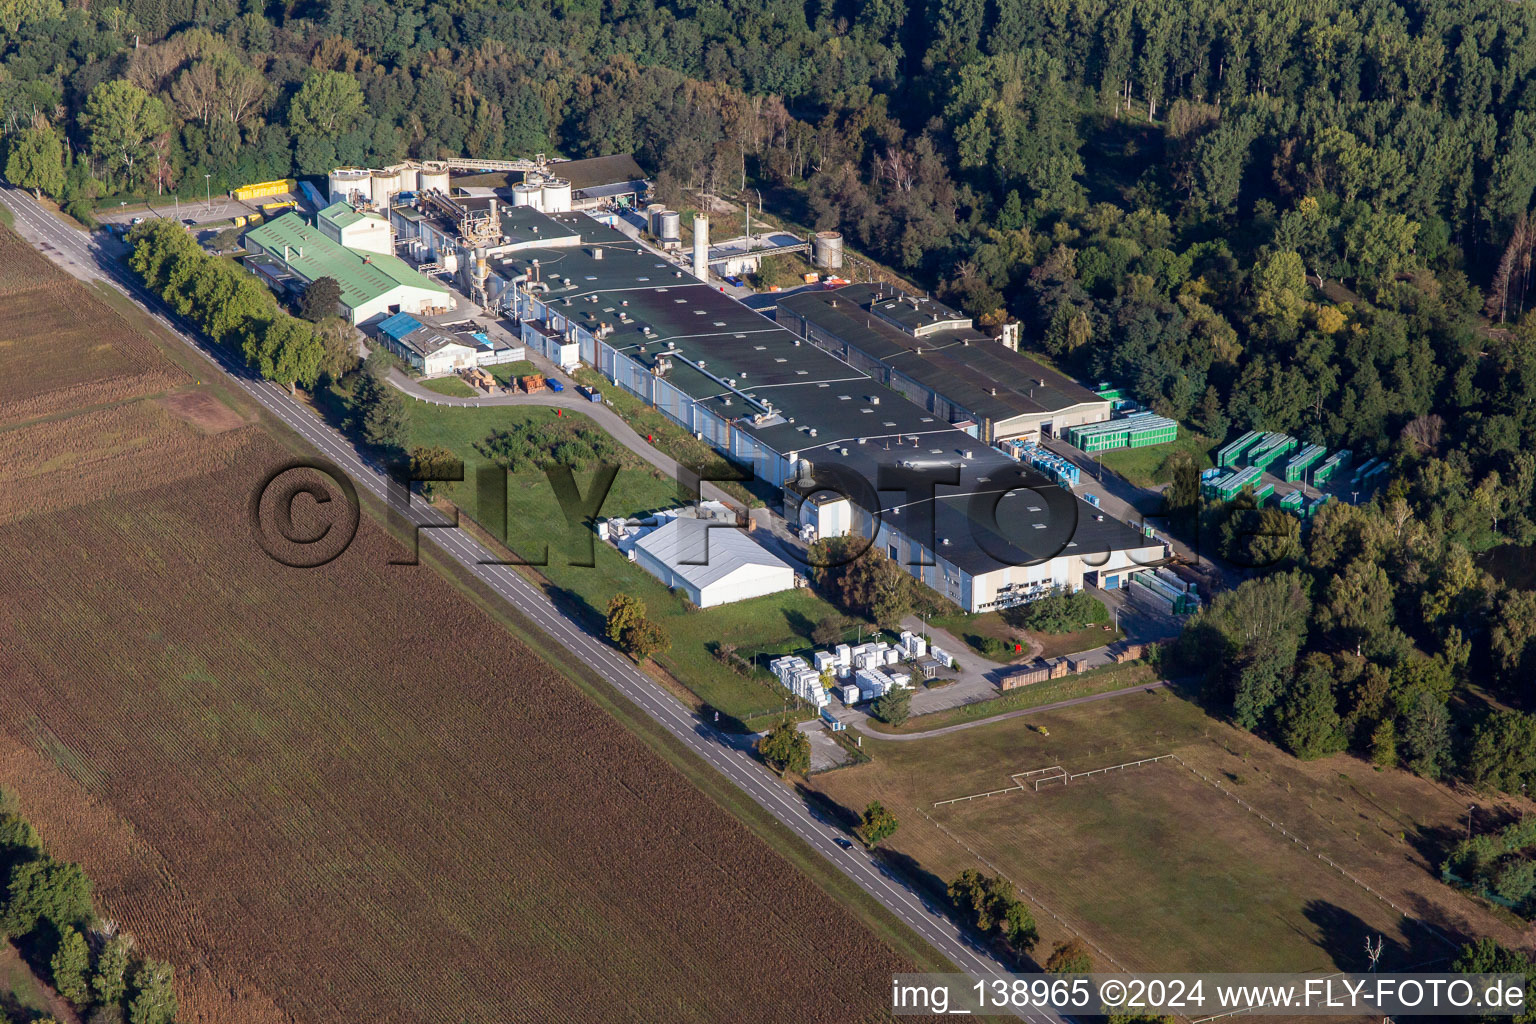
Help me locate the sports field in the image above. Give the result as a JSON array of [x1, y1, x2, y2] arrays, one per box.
[[810, 687, 1524, 974], [0, 223, 916, 1023]]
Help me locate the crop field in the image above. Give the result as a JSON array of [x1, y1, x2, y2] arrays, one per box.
[[0, 225, 916, 1023], [811, 688, 1525, 974], [0, 229, 185, 425]]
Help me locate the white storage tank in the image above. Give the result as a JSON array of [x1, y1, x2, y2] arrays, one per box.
[[657, 210, 681, 243], [418, 161, 450, 194], [541, 177, 572, 213], [512, 181, 544, 210], [370, 168, 400, 205], [396, 164, 419, 191], [813, 230, 844, 269], [328, 168, 370, 203]]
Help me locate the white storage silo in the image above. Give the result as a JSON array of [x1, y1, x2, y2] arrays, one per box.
[[418, 161, 450, 194], [512, 181, 544, 211], [328, 168, 369, 204], [370, 168, 400, 205], [692, 215, 710, 281], [397, 164, 419, 192], [541, 177, 572, 213]]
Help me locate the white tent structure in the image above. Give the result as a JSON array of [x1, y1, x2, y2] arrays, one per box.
[[632, 517, 795, 608]]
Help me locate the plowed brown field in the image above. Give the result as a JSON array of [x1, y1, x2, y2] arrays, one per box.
[[0, 223, 914, 1023]]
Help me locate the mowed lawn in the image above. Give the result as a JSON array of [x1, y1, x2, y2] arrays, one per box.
[[811, 688, 1522, 973], [1095, 431, 1216, 489], [407, 402, 850, 720]]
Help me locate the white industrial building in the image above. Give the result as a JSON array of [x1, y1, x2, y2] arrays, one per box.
[[624, 512, 797, 608], [315, 201, 393, 255]]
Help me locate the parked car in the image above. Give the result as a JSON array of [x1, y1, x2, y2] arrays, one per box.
[[833, 837, 855, 850], [129, 216, 144, 225], [544, 377, 564, 392]]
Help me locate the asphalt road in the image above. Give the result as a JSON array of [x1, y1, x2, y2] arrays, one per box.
[[0, 187, 1064, 1022]]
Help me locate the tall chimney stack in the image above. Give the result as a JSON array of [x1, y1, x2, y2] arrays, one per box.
[[692, 215, 710, 282]]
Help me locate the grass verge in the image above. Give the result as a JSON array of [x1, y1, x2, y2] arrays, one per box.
[[865, 662, 1158, 734]]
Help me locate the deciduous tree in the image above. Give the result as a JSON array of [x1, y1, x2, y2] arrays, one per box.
[[857, 801, 899, 845], [757, 719, 810, 775]]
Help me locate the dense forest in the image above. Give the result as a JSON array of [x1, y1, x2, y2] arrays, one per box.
[[7, 0, 1536, 791]]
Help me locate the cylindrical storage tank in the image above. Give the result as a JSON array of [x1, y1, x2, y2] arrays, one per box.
[[513, 183, 543, 211], [370, 169, 399, 205], [397, 165, 419, 191], [418, 162, 450, 194], [511, 182, 543, 209], [542, 177, 572, 213], [329, 168, 368, 203], [646, 203, 664, 233], [813, 230, 844, 269], [658, 210, 681, 243]]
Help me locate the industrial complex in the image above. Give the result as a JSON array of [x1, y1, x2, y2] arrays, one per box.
[[233, 157, 1172, 613]]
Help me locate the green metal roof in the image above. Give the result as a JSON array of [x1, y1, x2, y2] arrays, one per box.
[[317, 201, 370, 231], [244, 213, 447, 309]]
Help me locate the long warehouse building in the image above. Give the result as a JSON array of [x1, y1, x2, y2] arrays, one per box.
[[776, 284, 1111, 444], [486, 231, 1166, 611]]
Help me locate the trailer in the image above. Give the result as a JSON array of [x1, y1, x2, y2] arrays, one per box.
[[297, 180, 327, 209]]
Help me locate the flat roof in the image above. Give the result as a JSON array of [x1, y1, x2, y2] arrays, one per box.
[[870, 292, 972, 334], [451, 154, 648, 194], [778, 285, 1106, 424], [244, 214, 447, 308], [499, 240, 1151, 574]]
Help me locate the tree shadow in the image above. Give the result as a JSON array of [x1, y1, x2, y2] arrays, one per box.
[[543, 583, 604, 631], [1302, 899, 1450, 972], [1406, 820, 1472, 881], [782, 607, 819, 640]]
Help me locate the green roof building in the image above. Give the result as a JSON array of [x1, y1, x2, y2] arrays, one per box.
[[243, 212, 449, 325]]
